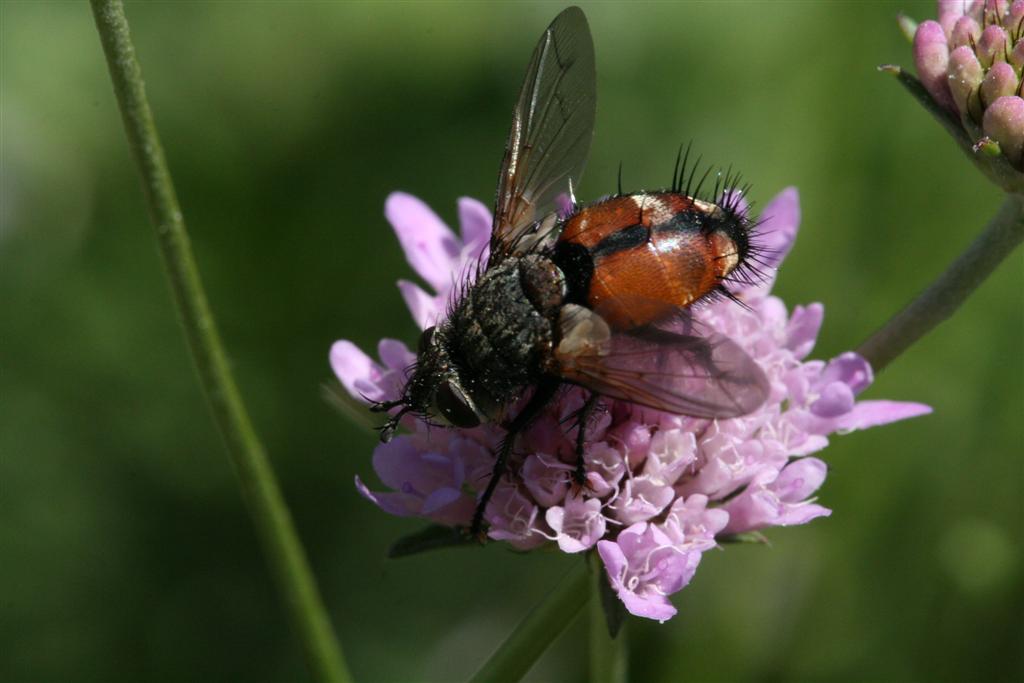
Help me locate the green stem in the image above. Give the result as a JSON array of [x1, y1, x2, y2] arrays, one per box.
[[588, 556, 627, 683], [89, 3, 350, 682], [468, 561, 590, 683], [858, 194, 1024, 372]]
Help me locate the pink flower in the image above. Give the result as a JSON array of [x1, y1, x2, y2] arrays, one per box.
[[546, 492, 607, 553], [910, 1, 1024, 169], [597, 522, 703, 622], [331, 189, 931, 621]]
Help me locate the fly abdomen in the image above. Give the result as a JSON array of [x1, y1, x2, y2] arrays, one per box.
[[557, 192, 751, 329]]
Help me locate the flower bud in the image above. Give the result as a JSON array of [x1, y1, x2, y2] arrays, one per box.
[[1009, 1, 1024, 34], [977, 25, 1010, 67], [938, 0, 983, 36], [1011, 40, 1024, 69], [951, 16, 982, 49], [914, 21, 953, 108], [983, 95, 1024, 165], [988, 0, 1012, 19], [907, 0, 1024, 175], [948, 45, 985, 121], [982, 62, 1019, 105]]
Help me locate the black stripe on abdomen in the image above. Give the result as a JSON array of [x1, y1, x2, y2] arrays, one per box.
[[654, 211, 703, 235], [590, 224, 647, 257]]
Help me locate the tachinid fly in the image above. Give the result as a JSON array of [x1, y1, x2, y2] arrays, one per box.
[[372, 6, 769, 536]]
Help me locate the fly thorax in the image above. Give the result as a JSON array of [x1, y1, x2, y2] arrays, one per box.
[[447, 256, 566, 408]]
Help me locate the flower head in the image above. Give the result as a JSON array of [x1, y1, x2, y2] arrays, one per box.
[[911, 0, 1024, 173], [330, 190, 930, 622]]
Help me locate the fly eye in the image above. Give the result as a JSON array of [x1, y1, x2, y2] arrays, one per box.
[[418, 326, 436, 355], [436, 381, 480, 428]]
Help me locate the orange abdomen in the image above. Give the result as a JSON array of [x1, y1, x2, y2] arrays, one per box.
[[558, 193, 737, 329]]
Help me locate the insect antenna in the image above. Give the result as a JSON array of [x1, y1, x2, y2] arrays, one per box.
[[617, 161, 624, 196]]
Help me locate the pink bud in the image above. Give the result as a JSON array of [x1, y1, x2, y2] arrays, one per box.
[[948, 46, 986, 120], [985, 0, 1011, 21], [982, 62, 1020, 105], [1008, 0, 1024, 34], [938, 0, 983, 36], [977, 25, 1009, 67], [982, 95, 1024, 165], [1012, 40, 1024, 69], [951, 16, 982, 49], [914, 21, 955, 109]]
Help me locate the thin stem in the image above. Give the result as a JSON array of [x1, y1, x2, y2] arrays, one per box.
[[858, 194, 1024, 371], [588, 556, 627, 683], [468, 561, 590, 683], [89, 3, 350, 682]]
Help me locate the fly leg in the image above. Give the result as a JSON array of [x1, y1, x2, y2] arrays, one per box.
[[572, 392, 599, 486], [470, 377, 561, 538]]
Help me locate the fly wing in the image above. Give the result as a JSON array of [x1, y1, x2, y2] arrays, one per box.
[[554, 305, 769, 419], [490, 7, 596, 264]]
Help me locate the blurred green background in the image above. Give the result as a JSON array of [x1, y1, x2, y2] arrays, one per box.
[[2, 1, 1021, 681]]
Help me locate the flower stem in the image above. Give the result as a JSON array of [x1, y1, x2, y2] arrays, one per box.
[[588, 556, 627, 683], [858, 194, 1024, 372], [89, 2, 350, 682], [468, 560, 590, 683]]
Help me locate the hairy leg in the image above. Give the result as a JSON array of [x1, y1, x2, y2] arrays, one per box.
[[572, 391, 599, 485], [470, 377, 561, 537]]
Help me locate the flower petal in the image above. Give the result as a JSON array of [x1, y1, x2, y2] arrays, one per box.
[[617, 585, 678, 622], [329, 340, 382, 402], [832, 400, 932, 433], [397, 279, 443, 330], [785, 303, 824, 359], [378, 338, 415, 371], [385, 192, 461, 292], [371, 436, 421, 491], [722, 462, 831, 533], [421, 486, 463, 515], [545, 493, 606, 553], [757, 187, 801, 269], [457, 196, 492, 251], [775, 457, 828, 502], [355, 475, 418, 517], [820, 352, 874, 395], [810, 382, 856, 418], [522, 453, 572, 507]]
